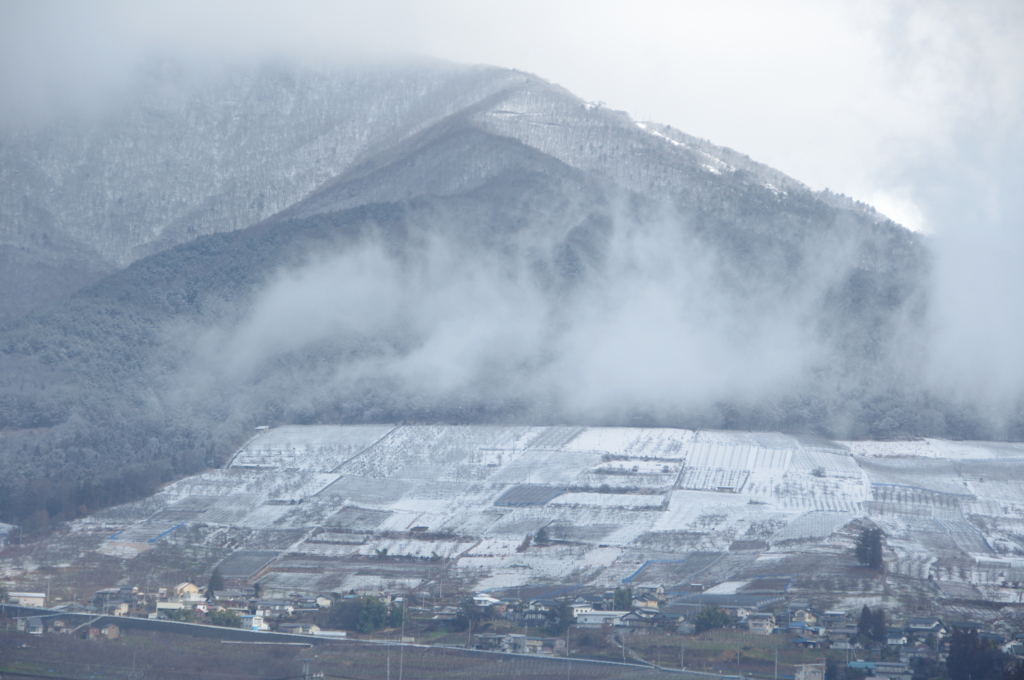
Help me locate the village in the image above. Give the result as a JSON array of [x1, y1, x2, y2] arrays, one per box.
[[5, 425, 1024, 678], [5, 572, 1024, 680]]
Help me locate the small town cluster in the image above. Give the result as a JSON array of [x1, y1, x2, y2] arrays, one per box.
[[5, 579, 1024, 680]]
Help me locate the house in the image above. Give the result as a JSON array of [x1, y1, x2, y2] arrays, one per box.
[[848, 661, 911, 680], [1003, 642, 1024, 659], [569, 603, 593, 619], [500, 634, 566, 655], [902, 642, 935, 662], [431, 606, 461, 621], [256, 599, 294, 616], [576, 611, 629, 628], [791, 634, 823, 649], [173, 582, 201, 601], [9, 592, 47, 607], [747, 613, 776, 636], [887, 629, 908, 646], [618, 608, 671, 629], [85, 624, 120, 641], [279, 622, 321, 635], [25, 617, 45, 635], [315, 596, 332, 608], [241, 614, 269, 631], [828, 625, 861, 644], [474, 633, 505, 650], [795, 663, 825, 680], [632, 594, 661, 609], [634, 585, 666, 599], [792, 609, 818, 625], [529, 599, 560, 612], [156, 601, 184, 612], [473, 593, 501, 607], [573, 594, 604, 608], [820, 611, 850, 629], [905, 618, 945, 636]]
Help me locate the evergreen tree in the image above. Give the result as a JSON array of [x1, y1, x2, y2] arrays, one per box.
[[208, 566, 224, 593], [856, 528, 884, 569], [858, 605, 873, 639], [826, 657, 840, 680], [871, 609, 887, 642], [613, 587, 632, 610]]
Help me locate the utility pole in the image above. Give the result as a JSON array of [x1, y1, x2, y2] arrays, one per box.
[[399, 593, 406, 680], [682, 641, 685, 670], [775, 647, 778, 680]]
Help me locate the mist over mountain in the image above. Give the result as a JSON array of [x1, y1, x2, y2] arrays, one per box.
[[0, 59, 527, 323], [0, 59, 1017, 526]]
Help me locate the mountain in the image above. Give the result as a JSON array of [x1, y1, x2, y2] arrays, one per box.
[[0, 60, 529, 324], [0, 59, 1001, 528]]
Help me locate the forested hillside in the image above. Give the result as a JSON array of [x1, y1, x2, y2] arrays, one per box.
[[1, 62, 1013, 528]]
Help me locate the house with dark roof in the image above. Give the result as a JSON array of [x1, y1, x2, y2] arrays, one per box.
[[905, 618, 945, 636], [619, 608, 670, 629]]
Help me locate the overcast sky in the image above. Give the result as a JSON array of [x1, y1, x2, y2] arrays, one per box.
[[1, 0, 1020, 234]]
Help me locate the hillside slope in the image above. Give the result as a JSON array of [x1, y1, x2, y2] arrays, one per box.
[[0, 62, 978, 528], [0, 60, 529, 322]]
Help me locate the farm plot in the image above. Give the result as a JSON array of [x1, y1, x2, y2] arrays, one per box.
[[957, 458, 1024, 502], [229, 424, 396, 471], [494, 484, 567, 506], [149, 495, 221, 523], [548, 493, 667, 509], [676, 467, 749, 492], [789, 448, 862, 475], [317, 475, 412, 505], [694, 430, 800, 448], [771, 512, 856, 543], [340, 425, 538, 479], [237, 528, 309, 551], [215, 550, 281, 578], [325, 507, 394, 532], [355, 538, 474, 559], [577, 467, 678, 491], [772, 473, 867, 511], [562, 427, 695, 458], [489, 448, 604, 485], [866, 485, 965, 518], [524, 425, 585, 449], [684, 441, 792, 470], [857, 457, 973, 495], [465, 544, 622, 590]]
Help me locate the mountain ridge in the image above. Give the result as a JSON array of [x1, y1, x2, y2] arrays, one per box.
[[1, 59, 1005, 531]]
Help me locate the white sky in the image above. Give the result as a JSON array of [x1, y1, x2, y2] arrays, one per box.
[[1, 0, 1021, 235]]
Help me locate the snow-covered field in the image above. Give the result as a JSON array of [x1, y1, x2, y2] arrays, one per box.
[[63, 425, 1024, 602]]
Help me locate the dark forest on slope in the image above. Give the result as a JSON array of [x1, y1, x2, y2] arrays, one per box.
[[0, 62, 1019, 527]]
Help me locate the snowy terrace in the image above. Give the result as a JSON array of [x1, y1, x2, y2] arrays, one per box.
[[72, 425, 1024, 597]]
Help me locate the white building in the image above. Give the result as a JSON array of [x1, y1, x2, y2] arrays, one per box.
[[8, 592, 46, 607], [796, 664, 825, 680], [576, 610, 629, 628]]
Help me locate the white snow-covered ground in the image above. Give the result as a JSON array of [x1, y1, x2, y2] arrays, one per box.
[[61, 425, 1024, 598]]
